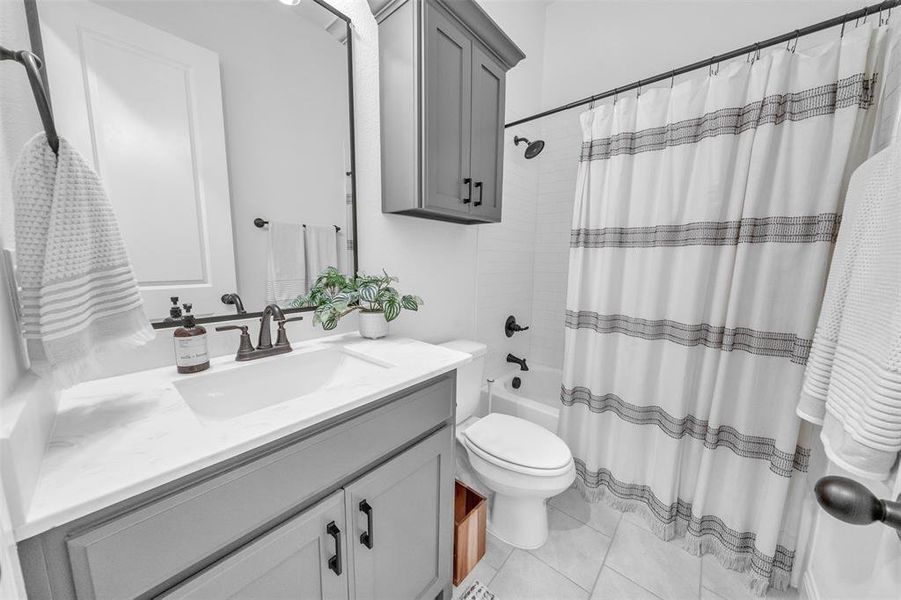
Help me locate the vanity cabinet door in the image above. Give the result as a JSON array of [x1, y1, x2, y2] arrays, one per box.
[[161, 491, 349, 600], [344, 427, 454, 600], [423, 1, 473, 219], [469, 45, 506, 222]]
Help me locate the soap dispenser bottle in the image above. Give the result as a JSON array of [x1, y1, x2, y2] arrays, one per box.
[[173, 303, 210, 374]]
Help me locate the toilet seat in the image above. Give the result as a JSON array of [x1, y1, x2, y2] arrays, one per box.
[[461, 413, 573, 477]]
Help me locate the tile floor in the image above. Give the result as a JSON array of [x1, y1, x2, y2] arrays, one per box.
[[453, 488, 801, 600]]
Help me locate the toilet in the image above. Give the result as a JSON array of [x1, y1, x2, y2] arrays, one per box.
[[440, 340, 575, 550]]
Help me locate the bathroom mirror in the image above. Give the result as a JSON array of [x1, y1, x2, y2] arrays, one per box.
[[29, 0, 357, 325]]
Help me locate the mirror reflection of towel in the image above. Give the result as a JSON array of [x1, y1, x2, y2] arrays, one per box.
[[304, 225, 338, 284], [265, 221, 306, 305]]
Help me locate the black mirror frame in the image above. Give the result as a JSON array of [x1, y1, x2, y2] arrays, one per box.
[[23, 0, 359, 330]]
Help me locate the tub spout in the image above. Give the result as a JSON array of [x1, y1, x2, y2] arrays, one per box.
[[506, 353, 529, 371]]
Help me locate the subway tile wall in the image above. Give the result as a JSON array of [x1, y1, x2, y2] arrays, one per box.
[[529, 111, 582, 371], [476, 113, 584, 377], [475, 126, 539, 379]]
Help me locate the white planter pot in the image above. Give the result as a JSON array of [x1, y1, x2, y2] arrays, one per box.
[[358, 311, 389, 339]]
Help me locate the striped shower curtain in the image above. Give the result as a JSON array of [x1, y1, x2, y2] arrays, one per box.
[[558, 25, 888, 594]]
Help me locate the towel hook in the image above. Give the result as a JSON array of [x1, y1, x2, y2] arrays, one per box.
[[0, 46, 59, 155]]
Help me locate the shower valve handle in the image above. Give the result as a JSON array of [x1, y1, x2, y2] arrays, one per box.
[[505, 315, 530, 337]]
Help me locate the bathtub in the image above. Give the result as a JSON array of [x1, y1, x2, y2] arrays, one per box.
[[487, 364, 562, 433]]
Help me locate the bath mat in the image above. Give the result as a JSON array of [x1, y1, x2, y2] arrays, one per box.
[[460, 580, 497, 600]]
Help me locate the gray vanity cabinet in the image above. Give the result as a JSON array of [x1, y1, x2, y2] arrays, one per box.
[[161, 490, 350, 600], [345, 427, 453, 600], [18, 373, 457, 600], [376, 0, 524, 224]]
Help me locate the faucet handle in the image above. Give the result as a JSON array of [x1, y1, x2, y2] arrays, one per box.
[[216, 325, 255, 360], [275, 316, 303, 348]]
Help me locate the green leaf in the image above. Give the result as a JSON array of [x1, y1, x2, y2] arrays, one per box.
[[321, 314, 338, 330], [400, 295, 419, 310], [383, 297, 401, 322], [359, 283, 378, 302]]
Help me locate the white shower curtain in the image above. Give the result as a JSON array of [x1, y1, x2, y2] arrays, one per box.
[[559, 25, 888, 594]]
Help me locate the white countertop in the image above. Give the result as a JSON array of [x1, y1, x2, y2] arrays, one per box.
[[15, 334, 470, 540]]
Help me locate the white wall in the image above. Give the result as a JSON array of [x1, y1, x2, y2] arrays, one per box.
[[0, 1, 41, 594], [0, 0, 38, 403]]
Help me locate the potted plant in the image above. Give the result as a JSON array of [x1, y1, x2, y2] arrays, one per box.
[[292, 268, 423, 339]]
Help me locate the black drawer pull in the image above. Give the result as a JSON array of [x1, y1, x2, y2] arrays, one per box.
[[462, 178, 472, 204], [359, 500, 374, 549], [474, 181, 483, 206], [326, 521, 342, 575]]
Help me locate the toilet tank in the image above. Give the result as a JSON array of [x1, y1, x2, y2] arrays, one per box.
[[438, 340, 487, 424]]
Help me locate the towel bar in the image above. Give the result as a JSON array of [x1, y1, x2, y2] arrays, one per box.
[[254, 217, 340, 232]]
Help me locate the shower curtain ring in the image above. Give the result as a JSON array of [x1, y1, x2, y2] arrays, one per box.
[[670, 69, 676, 88], [841, 15, 847, 37], [613, 88, 618, 104], [636, 80, 642, 97], [787, 30, 799, 53]]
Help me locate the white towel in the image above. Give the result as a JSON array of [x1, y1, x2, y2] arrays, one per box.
[[13, 134, 153, 387], [265, 221, 307, 305], [798, 142, 901, 480], [304, 225, 338, 283]]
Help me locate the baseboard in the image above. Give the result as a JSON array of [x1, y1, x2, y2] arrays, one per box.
[[801, 570, 821, 600]]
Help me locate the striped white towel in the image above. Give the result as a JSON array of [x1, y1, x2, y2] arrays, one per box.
[[798, 142, 901, 480], [13, 134, 153, 387]]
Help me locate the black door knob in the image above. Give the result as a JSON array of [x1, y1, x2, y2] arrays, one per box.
[[814, 476, 901, 539]]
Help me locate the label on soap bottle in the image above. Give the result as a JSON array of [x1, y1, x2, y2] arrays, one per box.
[[174, 334, 209, 367]]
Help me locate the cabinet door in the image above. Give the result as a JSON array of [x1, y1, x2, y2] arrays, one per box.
[[345, 427, 454, 600], [469, 45, 506, 222], [423, 2, 472, 218], [161, 491, 349, 600]]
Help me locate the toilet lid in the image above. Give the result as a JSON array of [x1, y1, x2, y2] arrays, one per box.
[[462, 413, 572, 471]]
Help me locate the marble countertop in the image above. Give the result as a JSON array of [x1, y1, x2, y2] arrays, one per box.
[[15, 334, 470, 540]]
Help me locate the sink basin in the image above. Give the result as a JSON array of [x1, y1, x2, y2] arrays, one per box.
[[174, 347, 390, 422]]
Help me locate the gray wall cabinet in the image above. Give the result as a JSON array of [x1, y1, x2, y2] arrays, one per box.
[[18, 373, 456, 600], [376, 0, 524, 224]]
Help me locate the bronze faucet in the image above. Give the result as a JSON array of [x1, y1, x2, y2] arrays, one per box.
[[216, 304, 304, 361]]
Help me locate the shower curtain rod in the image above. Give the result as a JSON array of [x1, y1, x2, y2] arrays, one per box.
[[505, 0, 900, 129]]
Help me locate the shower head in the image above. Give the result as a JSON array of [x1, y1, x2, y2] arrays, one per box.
[[514, 135, 545, 159]]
